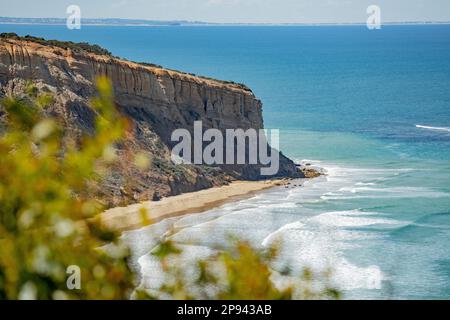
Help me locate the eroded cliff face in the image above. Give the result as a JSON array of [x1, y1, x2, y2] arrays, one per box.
[[0, 38, 302, 205]]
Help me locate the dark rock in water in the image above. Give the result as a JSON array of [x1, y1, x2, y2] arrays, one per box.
[[299, 167, 323, 179], [152, 191, 162, 202]]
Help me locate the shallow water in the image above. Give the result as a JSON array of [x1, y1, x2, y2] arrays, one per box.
[[123, 154, 450, 299]]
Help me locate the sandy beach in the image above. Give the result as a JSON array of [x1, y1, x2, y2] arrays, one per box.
[[99, 179, 290, 232]]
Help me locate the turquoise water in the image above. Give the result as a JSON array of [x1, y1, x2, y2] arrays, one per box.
[[2, 24, 450, 299]]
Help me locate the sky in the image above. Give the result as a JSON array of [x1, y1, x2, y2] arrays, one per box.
[[0, 0, 449, 23]]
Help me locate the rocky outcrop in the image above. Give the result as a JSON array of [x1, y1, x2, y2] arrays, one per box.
[[0, 37, 302, 205]]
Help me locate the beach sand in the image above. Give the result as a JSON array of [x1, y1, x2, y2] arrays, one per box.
[[99, 179, 290, 232]]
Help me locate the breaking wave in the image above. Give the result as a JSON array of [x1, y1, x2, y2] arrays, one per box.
[[416, 125, 450, 132]]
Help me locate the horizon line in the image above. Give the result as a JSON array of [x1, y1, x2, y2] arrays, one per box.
[[1, 16, 450, 26]]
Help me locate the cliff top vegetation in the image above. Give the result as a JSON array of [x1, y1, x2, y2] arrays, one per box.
[[0, 33, 252, 92]]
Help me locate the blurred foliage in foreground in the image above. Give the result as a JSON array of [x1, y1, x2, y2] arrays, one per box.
[[0, 78, 133, 299], [139, 240, 341, 300], [0, 79, 340, 300]]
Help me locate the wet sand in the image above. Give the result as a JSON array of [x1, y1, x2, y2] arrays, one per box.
[[99, 179, 290, 232]]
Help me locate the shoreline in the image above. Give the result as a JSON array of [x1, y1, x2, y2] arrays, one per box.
[[99, 179, 293, 232]]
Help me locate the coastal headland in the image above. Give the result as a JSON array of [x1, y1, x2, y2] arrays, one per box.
[[0, 34, 303, 209]]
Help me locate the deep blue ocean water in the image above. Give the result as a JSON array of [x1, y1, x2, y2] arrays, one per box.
[[2, 24, 449, 299]]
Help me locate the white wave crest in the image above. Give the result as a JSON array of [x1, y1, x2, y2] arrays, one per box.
[[261, 221, 305, 247], [310, 209, 400, 228], [416, 125, 450, 132]]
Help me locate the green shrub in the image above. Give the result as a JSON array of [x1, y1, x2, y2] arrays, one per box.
[[0, 77, 132, 299], [138, 240, 341, 300], [0, 33, 112, 56]]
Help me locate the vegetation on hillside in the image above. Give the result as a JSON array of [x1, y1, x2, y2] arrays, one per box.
[[0, 33, 251, 92], [0, 32, 112, 56]]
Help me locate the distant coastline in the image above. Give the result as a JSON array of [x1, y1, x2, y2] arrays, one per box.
[[0, 17, 212, 26], [1, 17, 450, 27]]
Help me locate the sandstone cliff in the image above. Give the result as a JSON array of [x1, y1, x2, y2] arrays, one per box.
[[0, 36, 302, 205]]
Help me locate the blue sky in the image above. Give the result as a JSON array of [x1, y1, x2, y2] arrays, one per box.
[[0, 0, 449, 23]]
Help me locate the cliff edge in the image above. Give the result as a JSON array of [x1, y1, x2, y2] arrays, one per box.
[[0, 35, 302, 206]]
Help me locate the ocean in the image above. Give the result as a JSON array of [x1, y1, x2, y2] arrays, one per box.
[[2, 24, 450, 299]]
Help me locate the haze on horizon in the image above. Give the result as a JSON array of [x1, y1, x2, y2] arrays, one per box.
[[0, 0, 449, 24]]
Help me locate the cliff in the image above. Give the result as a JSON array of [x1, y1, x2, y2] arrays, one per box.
[[0, 35, 302, 205]]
